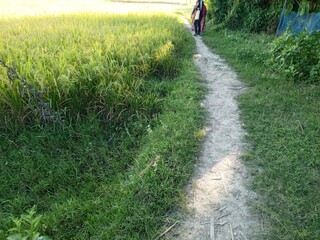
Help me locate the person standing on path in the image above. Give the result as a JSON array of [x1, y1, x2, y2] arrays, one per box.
[[191, 0, 206, 34], [193, 7, 201, 36]]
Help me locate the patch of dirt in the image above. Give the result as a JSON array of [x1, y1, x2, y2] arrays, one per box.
[[164, 23, 265, 240]]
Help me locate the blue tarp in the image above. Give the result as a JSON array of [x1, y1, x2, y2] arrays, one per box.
[[276, 8, 320, 35]]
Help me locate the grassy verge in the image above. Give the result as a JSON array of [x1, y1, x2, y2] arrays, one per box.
[[0, 14, 205, 239], [202, 29, 320, 239]]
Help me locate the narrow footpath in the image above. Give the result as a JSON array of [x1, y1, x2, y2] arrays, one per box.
[[165, 24, 265, 240]]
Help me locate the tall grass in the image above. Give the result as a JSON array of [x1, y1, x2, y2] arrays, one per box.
[[0, 13, 187, 129], [202, 29, 320, 240]]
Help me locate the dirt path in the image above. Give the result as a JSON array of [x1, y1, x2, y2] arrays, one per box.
[[164, 23, 264, 240]]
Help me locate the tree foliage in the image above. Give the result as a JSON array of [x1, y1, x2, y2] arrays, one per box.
[[206, 0, 319, 33]]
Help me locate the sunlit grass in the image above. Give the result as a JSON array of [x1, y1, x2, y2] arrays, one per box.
[[0, 13, 189, 128]]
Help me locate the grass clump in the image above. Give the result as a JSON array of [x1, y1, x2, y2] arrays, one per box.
[[202, 29, 320, 240]]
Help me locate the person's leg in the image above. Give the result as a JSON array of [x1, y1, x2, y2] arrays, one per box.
[[194, 20, 198, 35], [196, 20, 200, 35], [198, 14, 203, 33]]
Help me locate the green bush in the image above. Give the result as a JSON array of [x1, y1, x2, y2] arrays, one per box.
[[207, 0, 273, 32], [5, 207, 51, 240], [206, 0, 318, 33], [243, 6, 279, 33], [269, 30, 320, 84]]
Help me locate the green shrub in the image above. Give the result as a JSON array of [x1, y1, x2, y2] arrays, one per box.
[[5, 207, 51, 240], [207, 1, 273, 32], [206, 0, 318, 33], [269, 30, 320, 84]]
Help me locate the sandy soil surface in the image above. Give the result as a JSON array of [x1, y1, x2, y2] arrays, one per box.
[[163, 22, 265, 240]]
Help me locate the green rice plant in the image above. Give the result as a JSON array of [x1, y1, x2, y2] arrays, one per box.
[[0, 13, 189, 129], [0, 80, 28, 125], [152, 40, 178, 78]]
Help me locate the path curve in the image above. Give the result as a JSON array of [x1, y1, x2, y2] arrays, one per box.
[[165, 24, 263, 240]]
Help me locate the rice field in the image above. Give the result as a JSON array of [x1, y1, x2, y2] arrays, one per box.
[[0, 13, 189, 128], [0, 7, 205, 240]]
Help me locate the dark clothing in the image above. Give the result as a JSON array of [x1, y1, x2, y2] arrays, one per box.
[[200, 4, 207, 31], [194, 19, 200, 35], [191, 1, 207, 34], [197, 0, 203, 9]]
